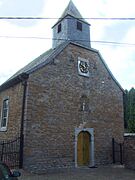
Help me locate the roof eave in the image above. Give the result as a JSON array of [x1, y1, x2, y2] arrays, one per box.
[[0, 73, 29, 92], [52, 14, 90, 28]]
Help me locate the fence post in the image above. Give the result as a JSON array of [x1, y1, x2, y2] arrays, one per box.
[[112, 138, 115, 163], [1, 141, 4, 161], [19, 135, 24, 168], [120, 143, 123, 164]]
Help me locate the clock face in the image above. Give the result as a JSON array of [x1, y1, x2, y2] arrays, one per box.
[[79, 61, 89, 73], [78, 57, 89, 77]]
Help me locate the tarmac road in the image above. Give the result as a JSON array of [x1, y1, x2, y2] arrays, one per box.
[[19, 165, 135, 180]]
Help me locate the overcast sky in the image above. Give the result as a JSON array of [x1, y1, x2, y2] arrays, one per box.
[[0, 0, 135, 90]]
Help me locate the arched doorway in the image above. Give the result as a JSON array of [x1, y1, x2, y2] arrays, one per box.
[[75, 128, 94, 167], [77, 131, 90, 166]]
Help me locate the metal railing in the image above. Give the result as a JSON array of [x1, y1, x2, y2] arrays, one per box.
[[112, 138, 124, 164], [0, 137, 20, 168]]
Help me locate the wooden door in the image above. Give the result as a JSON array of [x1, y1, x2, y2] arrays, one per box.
[[77, 131, 90, 166]]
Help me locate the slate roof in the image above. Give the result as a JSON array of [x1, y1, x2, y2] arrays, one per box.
[[7, 41, 69, 81], [52, 0, 89, 27], [0, 41, 69, 91]]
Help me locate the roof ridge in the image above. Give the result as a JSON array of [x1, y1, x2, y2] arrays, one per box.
[[4, 41, 70, 85], [7, 48, 52, 81]]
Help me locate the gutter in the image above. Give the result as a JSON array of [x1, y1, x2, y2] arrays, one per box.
[[18, 74, 29, 168]]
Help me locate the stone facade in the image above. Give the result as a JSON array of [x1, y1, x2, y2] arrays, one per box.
[[0, 43, 124, 173], [21, 43, 124, 172]]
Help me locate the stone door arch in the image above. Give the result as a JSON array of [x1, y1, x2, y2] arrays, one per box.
[[75, 128, 94, 167]]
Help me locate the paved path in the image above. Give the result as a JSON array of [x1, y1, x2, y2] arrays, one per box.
[[19, 165, 135, 180]]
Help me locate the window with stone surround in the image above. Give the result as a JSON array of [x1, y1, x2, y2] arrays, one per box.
[[0, 98, 9, 131]]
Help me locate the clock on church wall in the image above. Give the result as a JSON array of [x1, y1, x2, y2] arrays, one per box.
[[78, 57, 89, 77]]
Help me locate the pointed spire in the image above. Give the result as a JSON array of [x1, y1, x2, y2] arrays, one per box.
[[52, 0, 91, 49], [53, 0, 89, 27], [61, 0, 83, 19]]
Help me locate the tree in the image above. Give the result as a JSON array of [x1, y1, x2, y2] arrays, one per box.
[[124, 88, 135, 133], [123, 89, 128, 129], [128, 119, 135, 133]]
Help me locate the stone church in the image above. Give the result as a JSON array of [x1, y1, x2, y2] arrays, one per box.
[[0, 0, 124, 172]]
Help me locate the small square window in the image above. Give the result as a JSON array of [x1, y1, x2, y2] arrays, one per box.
[[77, 21, 82, 31], [58, 23, 61, 33]]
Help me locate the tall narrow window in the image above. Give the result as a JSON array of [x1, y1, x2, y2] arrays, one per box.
[[80, 95, 89, 112], [0, 98, 9, 131], [58, 23, 61, 33], [77, 21, 82, 31]]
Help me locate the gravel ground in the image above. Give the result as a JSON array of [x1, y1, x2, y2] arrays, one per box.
[[18, 165, 135, 180]]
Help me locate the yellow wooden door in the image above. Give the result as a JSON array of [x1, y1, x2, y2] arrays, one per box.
[[77, 132, 84, 166], [83, 132, 90, 165], [77, 131, 90, 166]]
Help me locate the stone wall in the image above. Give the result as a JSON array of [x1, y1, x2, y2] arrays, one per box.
[[0, 83, 24, 140], [124, 134, 135, 170], [23, 43, 124, 172]]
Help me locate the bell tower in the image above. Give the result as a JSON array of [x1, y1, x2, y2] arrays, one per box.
[[52, 0, 91, 49]]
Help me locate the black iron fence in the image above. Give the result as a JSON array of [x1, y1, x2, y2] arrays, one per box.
[[0, 137, 20, 168], [112, 138, 124, 164]]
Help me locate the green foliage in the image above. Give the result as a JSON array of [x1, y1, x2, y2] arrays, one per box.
[[124, 87, 135, 133], [128, 119, 135, 133], [123, 90, 128, 128]]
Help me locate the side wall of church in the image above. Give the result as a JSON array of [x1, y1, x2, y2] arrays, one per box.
[[0, 83, 24, 140]]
